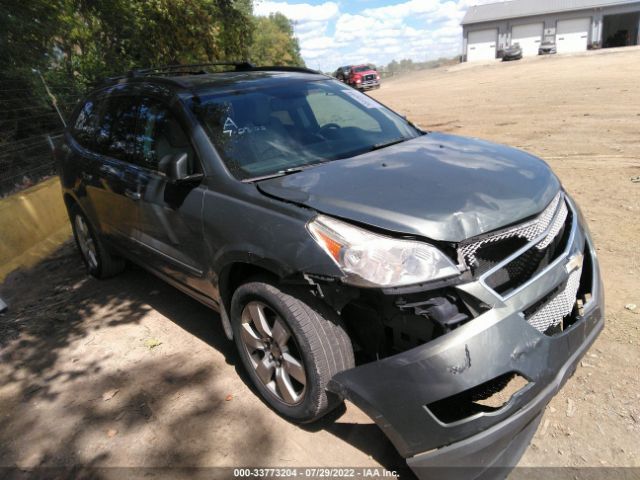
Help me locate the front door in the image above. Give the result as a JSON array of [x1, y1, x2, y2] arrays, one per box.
[[128, 95, 211, 297]]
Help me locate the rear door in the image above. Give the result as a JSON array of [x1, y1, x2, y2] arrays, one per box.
[[88, 94, 141, 249], [66, 96, 104, 223], [128, 94, 210, 295]]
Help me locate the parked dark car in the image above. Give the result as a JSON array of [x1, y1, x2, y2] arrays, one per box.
[[57, 63, 603, 480], [539, 40, 557, 55], [502, 43, 523, 61], [334, 65, 352, 82]]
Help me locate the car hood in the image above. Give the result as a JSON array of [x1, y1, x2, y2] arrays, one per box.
[[257, 132, 561, 243]]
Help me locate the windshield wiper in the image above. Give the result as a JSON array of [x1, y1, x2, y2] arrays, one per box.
[[244, 138, 410, 182], [243, 167, 306, 183], [369, 137, 407, 152]]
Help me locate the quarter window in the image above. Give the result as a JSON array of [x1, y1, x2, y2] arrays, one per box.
[[72, 99, 99, 148]]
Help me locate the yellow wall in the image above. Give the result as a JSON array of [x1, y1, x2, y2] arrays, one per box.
[[0, 177, 71, 282]]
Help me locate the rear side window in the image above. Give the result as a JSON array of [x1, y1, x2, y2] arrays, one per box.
[[72, 99, 99, 149], [95, 96, 139, 161]]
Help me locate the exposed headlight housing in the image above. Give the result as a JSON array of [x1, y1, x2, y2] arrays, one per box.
[[307, 215, 460, 288]]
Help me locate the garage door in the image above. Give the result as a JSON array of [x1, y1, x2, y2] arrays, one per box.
[[467, 29, 497, 62], [512, 23, 543, 56], [556, 18, 591, 53]]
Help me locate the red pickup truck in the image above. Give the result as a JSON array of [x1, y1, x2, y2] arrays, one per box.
[[336, 64, 381, 91]]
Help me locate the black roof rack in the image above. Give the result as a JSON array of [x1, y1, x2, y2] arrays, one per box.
[[128, 61, 256, 77], [249, 65, 322, 75], [99, 62, 324, 89]]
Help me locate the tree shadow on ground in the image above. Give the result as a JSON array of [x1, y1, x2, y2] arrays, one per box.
[[0, 241, 413, 479], [0, 242, 274, 478]]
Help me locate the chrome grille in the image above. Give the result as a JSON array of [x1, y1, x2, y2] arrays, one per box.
[[459, 192, 566, 267], [527, 266, 582, 332]]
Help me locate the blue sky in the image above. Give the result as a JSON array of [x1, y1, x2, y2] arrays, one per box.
[[254, 0, 489, 71]]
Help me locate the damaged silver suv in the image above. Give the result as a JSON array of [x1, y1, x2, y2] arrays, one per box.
[[58, 63, 603, 479]]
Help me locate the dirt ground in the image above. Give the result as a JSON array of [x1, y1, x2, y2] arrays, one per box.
[[1, 48, 639, 478]]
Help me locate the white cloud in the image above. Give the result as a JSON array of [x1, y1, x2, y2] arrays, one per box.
[[253, 1, 494, 71], [361, 0, 442, 20], [253, 1, 340, 22]]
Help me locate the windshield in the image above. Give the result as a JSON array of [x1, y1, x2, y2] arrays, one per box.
[[189, 79, 421, 180], [354, 66, 372, 73]]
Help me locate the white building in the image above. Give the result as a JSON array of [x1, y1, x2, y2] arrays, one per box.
[[462, 0, 640, 61]]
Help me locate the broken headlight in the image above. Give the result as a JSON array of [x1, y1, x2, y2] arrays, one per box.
[[308, 215, 460, 288]]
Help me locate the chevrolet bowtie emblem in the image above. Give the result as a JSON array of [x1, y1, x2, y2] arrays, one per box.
[[565, 252, 584, 273]]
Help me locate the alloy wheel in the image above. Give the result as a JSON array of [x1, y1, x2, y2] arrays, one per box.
[[239, 301, 307, 405], [74, 214, 98, 270]]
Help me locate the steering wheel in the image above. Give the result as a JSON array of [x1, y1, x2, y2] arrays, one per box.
[[320, 123, 341, 131], [257, 144, 283, 161], [317, 123, 342, 141]]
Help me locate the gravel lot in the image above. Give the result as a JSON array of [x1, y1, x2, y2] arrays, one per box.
[[1, 47, 639, 478]]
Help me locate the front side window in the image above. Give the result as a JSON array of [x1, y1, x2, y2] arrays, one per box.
[[190, 79, 421, 180], [136, 97, 197, 174]]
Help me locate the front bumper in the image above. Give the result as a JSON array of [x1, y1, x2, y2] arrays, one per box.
[[502, 53, 522, 61], [328, 197, 604, 479], [356, 81, 380, 90]]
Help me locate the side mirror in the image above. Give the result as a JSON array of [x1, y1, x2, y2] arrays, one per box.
[[168, 153, 203, 185]]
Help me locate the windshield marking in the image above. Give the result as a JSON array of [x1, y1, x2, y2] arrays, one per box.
[[191, 79, 421, 180], [223, 117, 239, 136], [340, 89, 381, 109]]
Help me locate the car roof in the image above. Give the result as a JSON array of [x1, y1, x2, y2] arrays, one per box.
[[170, 70, 327, 92], [98, 67, 329, 97]]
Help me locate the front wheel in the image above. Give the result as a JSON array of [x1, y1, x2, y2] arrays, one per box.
[[231, 279, 354, 423]]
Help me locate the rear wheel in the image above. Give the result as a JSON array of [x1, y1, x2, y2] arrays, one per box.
[[70, 206, 125, 279], [231, 278, 354, 423]]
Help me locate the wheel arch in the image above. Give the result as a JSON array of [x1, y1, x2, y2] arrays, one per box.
[[217, 258, 291, 340], [63, 192, 79, 213]]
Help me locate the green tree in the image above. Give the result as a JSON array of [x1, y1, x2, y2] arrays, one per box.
[[250, 13, 305, 66], [0, 0, 303, 150], [0, 0, 67, 141], [56, 0, 254, 88]]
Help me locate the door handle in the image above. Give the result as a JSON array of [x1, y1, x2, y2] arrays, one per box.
[[81, 172, 93, 182], [125, 189, 142, 201], [100, 165, 120, 177]]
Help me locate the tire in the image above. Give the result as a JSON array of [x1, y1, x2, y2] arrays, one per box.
[[231, 278, 355, 423], [69, 205, 125, 279]]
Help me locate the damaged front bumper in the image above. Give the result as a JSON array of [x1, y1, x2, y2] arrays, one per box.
[[327, 197, 604, 480]]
